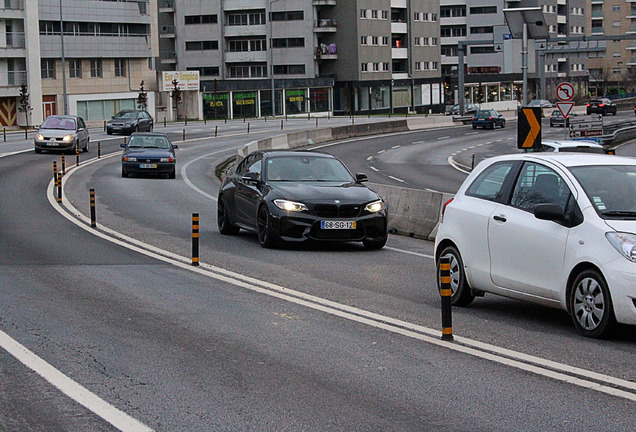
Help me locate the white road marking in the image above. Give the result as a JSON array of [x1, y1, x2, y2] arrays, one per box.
[[437, 136, 450, 140], [0, 331, 153, 431], [377, 149, 386, 154], [366, 156, 373, 161], [466, 132, 479, 136], [47, 167, 636, 403], [388, 175, 405, 183], [392, 145, 401, 149], [370, 166, 379, 172]]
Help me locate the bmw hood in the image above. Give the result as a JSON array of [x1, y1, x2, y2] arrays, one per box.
[[273, 182, 381, 204]]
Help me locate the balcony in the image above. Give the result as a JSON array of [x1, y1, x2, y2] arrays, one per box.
[[159, 0, 174, 13], [314, 19, 337, 32], [161, 51, 176, 64], [224, 50, 268, 63], [0, 70, 27, 88], [392, 47, 408, 59], [315, 43, 337, 60], [391, 22, 408, 34], [2, 31, 25, 50], [0, 0, 23, 10], [160, 25, 175, 38], [313, 0, 336, 5], [224, 24, 267, 38]]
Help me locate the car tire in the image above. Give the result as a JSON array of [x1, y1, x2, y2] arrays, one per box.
[[35, 147, 42, 154], [569, 269, 616, 338], [149, 123, 154, 132], [500, 120, 505, 129], [472, 125, 477, 129], [107, 130, 112, 135], [83, 139, 89, 153], [257, 205, 278, 248], [121, 168, 128, 178], [168, 168, 176, 179], [437, 245, 475, 306], [217, 195, 240, 235], [363, 236, 387, 250]]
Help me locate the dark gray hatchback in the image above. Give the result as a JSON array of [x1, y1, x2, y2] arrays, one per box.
[[120, 132, 178, 179]]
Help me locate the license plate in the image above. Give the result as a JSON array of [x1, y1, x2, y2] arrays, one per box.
[[321, 221, 356, 229], [139, 164, 157, 169], [46, 142, 59, 146]]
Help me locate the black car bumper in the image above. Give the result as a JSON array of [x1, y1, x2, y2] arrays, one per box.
[[271, 210, 388, 243], [34, 138, 78, 152], [122, 161, 175, 175], [107, 125, 135, 135]]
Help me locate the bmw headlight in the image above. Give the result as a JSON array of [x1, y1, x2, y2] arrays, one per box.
[[274, 199, 308, 212], [62, 134, 74, 142], [365, 200, 385, 213], [606, 232, 636, 262]]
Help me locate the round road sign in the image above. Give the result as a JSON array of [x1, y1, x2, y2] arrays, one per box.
[[556, 82, 575, 102]]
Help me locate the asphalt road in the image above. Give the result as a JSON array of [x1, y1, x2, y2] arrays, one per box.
[[1, 114, 636, 431]]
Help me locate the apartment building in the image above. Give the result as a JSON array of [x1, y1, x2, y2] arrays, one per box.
[[157, 0, 443, 119], [587, 0, 636, 97], [0, 0, 158, 127]]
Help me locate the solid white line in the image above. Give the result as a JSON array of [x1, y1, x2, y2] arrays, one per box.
[[385, 246, 434, 259], [392, 145, 401, 149], [377, 149, 385, 154], [0, 148, 32, 158], [50, 173, 636, 402], [437, 136, 450, 140], [448, 156, 471, 174], [0, 330, 153, 431], [370, 166, 379, 172], [180, 147, 243, 202], [366, 156, 373, 161], [388, 175, 405, 183]]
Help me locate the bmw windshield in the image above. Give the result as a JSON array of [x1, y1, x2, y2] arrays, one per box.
[[570, 165, 636, 218], [266, 156, 354, 182]]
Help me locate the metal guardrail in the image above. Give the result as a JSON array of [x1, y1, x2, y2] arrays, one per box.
[[602, 119, 636, 145]]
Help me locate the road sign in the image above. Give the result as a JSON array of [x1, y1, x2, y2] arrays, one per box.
[[518, 107, 542, 150], [556, 82, 575, 102], [556, 102, 574, 118]]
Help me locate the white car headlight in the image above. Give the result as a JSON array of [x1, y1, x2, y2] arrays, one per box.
[[274, 199, 308, 212], [606, 232, 636, 262], [62, 134, 74, 142], [36, 134, 44, 141], [365, 200, 385, 213]]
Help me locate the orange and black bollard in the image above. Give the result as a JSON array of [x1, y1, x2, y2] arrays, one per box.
[[215, 126, 218, 137], [75, 146, 80, 166], [280, 119, 284, 130], [61, 155, 66, 176], [53, 161, 58, 184], [183, 129, 186, 141], [439, 256, 454, 341], [98, 142, 101, 158], [247, 122, 250, 134], [89, 189, 97, 228], [56, 163, 62, 203], [192, 213, 200, 266]]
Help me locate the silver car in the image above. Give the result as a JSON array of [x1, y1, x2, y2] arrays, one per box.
[[34, 115, 90, 154]]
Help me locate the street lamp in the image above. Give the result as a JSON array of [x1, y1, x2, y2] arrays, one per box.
[[59, 0, 68, 115], [269, 0, 280, 117]]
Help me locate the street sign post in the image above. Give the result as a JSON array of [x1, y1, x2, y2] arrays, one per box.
[[556, 102, 574, 118], [556, 82, 575, 102], [569, 114, 603, 142], [518, 107, 542, 150]]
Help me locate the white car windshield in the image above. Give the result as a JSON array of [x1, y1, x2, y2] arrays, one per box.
[[266, 156, 354, 182], [570, 165, 636, 217]]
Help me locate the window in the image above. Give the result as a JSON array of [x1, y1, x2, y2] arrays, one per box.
[[471, 26, 493, 34], [415, 62, 421, 71], [272, 38, 304, 48], [361, 63, 368, 72], [372, 36, 378, 45], [271, 11, 304, 21], [382, 36, 389, 46], [471, 46, 495, 54], [360, 9, 367, 19], [383, 63, 389, 71], [466, 161, 515, 202], [69, 59, 82, 78], [227, 11, 266, 26], [115, 59, 126, 77], [470, 6, 497, 14], [187, 66, 219, 77], [273, 64, 305, 75], [372, 63, 379, 72], [511, 163, 571, 213], [382, 10, 388, 20], [90, 59, 102, 78], [441, 26, 466, 38], [371, 10, 378, 19], [39, 21, 60, 35], [361, 36, 367, 46], [41, 59, 55, 79], [431, 61, 438, 70], [185, 15, 218, 25], [186, 40, 219, 51], [431, 37, 438, 46]]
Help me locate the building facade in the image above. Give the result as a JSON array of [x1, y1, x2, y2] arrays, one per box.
[[0, 0, 158, 127]]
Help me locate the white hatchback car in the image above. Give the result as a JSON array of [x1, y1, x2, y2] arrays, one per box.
[[435, 153, 636, 338]]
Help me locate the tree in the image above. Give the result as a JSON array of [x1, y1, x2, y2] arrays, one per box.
[[171, 78, 182, 119], [17, 83, 32, 128], [137, 80, 148, 110]]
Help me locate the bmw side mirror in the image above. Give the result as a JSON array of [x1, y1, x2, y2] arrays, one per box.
[[534, 203, 565, 222], [356, 173, 368, 183]]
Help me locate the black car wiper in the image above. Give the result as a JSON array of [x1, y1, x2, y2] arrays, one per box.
[[601, 211, 636, 217]]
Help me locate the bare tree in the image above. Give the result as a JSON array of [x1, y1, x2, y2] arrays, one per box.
[[137, 80, 148, 111], [17, 84, 32, 128], [171, 78, 182, 119]]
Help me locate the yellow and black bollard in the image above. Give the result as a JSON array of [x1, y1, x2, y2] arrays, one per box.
[[98, 142, 101, 159], [192, 213, 199, 266], [439, 256, 454, 341], [89, 189, 97, 228], [215, 125, 218, 137], [56, 164, 62, 203], [61, 154, 66, 176], [53, 161, 58, 184], [75, 145, 80, 166]]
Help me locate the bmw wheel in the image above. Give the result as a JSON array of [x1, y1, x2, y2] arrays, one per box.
[[437, 245, 475, 306], [569, 269, 616, 338], [83, 139, 89, 152], [257, 205, 278, 248], [363, 235, 387, 250], [217, 195, 240, 235]]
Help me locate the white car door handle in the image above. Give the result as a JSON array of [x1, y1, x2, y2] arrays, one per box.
[[493, 215, 507, 222]]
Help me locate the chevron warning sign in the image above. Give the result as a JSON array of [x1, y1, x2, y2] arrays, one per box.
[[0, 98, 17, 126], [518, 107, 542, 150]]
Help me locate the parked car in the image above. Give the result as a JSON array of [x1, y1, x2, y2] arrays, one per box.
[[217, 150, 388, 249], [528, 99, 553, 108], [448, 103, 479, 116], [34, 115, 90, 154], [533, 139, 606, 154], [107, 110, 154, 135], [549, 110, 577, 127], [586, 98, 617, 116], [435, 152, 636, 338], [472, 109, 506, 129], [120, 132, 178, 179]]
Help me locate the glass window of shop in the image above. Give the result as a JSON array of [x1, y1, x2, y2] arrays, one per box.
[[392, 86, 411, 108], [371, 86, 390, 110], [77, 98, 135, 121], [232, 91, 258, 118], [203, 93, 229, 119], [499, 83, 513, 101], [259, 89, 283, 117], [487, 84, 500, 102], [310, 88, 330, 112], [285, 89, 307, 115]]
